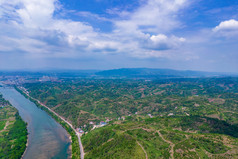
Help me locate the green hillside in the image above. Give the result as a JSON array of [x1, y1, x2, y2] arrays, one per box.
[[20, 77, 238, 158], [23, 77, 238, 130], [82, 116, 238, 159]]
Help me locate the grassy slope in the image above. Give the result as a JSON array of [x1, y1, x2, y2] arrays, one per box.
[[0, 95, 27, 159], [82, 116, 238, 159]]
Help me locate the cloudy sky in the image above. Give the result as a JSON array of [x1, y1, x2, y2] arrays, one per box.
[[0, 0, 238, 72]]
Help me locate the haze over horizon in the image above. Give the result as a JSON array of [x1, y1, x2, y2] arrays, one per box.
[[0, 0, 238, 72]]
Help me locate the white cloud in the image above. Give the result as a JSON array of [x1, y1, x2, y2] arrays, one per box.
[[108, 0, 188, 57], [75, 11, 111, 22], [213, 19, 238, 37], [17, 0, 56, 28], [147, 34, 185, 50], [0, 0, 189, 59], [213, 19, 238, 31], [114, 0, 188, 33]]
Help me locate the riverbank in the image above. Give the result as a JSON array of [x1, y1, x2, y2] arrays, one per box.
[[21, 134, 29, 159], [16, 87, 84, 159], [0, 96, 28, 159]]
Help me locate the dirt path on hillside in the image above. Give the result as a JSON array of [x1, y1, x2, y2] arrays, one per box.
[[137, 141, 148, 159], [0, 121, 10, 133], [157, 130, 175, 159], [3, 121, 9, 130]]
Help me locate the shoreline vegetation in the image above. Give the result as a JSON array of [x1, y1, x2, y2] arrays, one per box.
[[15, 87, 83, 159], [21, 133, 29, 159], [0, 94, 27, 159]]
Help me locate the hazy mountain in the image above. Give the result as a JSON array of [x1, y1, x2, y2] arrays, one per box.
[[0, 68, 236, 79], [95, 68, 233, 79]]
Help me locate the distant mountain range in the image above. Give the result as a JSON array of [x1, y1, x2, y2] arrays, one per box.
[[0, 68, 237, 79], [94, 68, 236, 79]]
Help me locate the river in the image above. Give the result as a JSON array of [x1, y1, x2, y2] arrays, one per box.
[[0, 86, 71, 159]]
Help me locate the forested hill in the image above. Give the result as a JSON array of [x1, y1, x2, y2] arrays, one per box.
[[23, 77, 238, 130], [81, 116, 238, 159]]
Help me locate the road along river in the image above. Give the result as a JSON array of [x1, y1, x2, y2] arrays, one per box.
[[0, 86, 71, 159]]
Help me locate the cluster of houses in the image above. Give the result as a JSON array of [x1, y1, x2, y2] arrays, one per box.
[[77, 128, 84, 134], [118, 116, 125, 120], [168, 113, 174, 116], [148, 114, 153, 118], [78, 121, 108, 134], [78, 111, 185, 135]]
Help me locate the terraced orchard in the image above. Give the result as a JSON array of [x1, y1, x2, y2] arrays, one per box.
[[81, 116, 238, 159], [23, 77, 238, 158], [23, 77, 238, 131], [0, 94, 28, 159]]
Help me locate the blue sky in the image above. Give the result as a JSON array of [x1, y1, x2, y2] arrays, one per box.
[[0, 0, 238, 72]]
